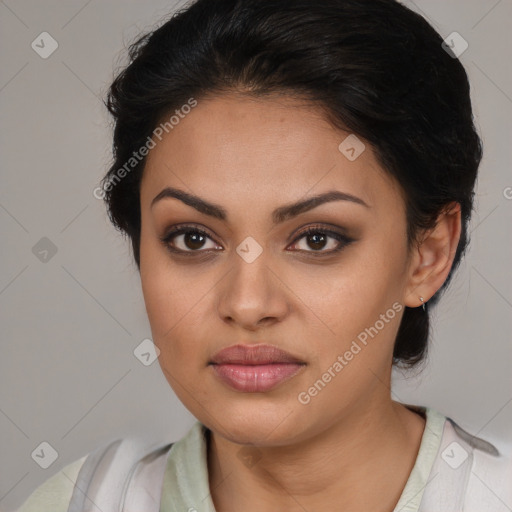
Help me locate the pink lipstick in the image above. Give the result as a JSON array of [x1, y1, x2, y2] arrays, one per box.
[[209, 344, 305, 392]]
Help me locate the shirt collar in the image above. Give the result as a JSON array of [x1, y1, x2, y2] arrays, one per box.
[[160, 406, 446, 512]]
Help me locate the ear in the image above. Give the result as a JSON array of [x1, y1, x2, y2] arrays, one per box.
[[404, 201, 462, 308]]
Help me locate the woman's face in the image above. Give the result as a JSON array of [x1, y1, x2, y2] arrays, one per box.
[[139, 93, 415, 446]]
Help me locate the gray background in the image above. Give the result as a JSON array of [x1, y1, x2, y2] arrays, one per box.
[[1, 1, 511, 510]]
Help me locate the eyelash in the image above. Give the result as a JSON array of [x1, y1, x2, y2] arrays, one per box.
[[159, 223, 354, 257]]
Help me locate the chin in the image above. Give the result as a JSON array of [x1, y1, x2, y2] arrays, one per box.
[[197, 398, 310, 446]]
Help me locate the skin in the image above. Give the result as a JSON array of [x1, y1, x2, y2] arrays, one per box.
[[139, 93, 461, 512]]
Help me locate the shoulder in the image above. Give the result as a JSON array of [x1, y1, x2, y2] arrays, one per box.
[[14, 454, 87, 512], [14, 436, 165, 512], [463, 430, 512, 511], [421, 407, 512, 511]]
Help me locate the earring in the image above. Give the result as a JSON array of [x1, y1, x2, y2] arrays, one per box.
[[419, 296, 426, 311]]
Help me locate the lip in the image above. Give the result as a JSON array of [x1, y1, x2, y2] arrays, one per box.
[[210, 343, 304, 365], [209, 344, 306, 392]]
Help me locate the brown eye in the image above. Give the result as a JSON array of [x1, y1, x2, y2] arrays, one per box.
[[160, 226, 221, 253], [304, 232, 328, 251], [289, 226, 354, 254], [182, 231, 208, 250]]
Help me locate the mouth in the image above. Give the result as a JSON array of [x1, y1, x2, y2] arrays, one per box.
[[209, 343, 306, 392]]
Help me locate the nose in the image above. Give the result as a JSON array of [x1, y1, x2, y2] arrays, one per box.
[[216, 248, 290, 331]]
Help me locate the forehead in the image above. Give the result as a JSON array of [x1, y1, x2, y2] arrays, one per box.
[[140, 94, 402, 215]]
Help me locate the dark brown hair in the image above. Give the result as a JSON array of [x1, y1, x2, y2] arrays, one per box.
[[101, 0, 482, 367]]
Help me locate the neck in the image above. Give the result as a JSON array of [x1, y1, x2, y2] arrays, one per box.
[[207, 398, 426, 512]]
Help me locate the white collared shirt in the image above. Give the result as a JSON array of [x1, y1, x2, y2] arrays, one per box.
[[14, 406, 512, 512]]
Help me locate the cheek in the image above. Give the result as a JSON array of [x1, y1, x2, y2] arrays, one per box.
[[295, 245, 402, 333], [141, 268, 203, 352], [140, 229, 192, 351], [139, 232, 221, 372], [290, 234, 407, 377], [141, 269, 211, 393]]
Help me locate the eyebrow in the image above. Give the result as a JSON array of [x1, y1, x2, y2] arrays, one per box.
[[150, 186, 370, 224]]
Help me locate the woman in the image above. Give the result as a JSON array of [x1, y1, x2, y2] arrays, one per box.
[[16, 0, 511, 511]]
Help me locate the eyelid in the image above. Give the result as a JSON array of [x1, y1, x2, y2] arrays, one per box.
[[159, 223, 221, 252], [288, 224, 353, 253], [289, 222, 351, 241], [160, 222, 217, 241]]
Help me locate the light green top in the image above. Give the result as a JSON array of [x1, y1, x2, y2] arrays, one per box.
[[14, 454, 87, 512], [15, 406, 446, 512]]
